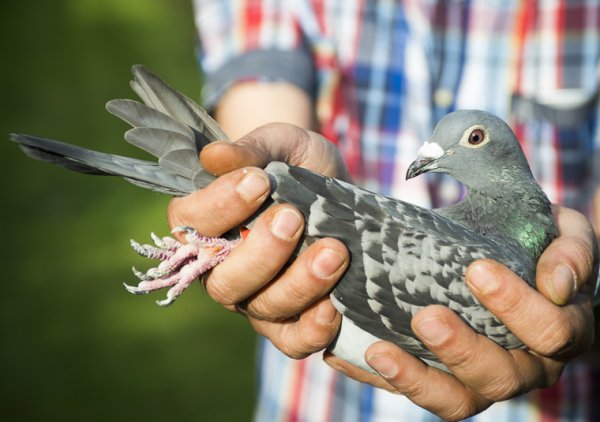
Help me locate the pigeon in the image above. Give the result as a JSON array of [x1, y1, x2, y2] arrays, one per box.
[[10, 65, 557, 372]]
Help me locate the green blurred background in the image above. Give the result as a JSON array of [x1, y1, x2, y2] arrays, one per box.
[[1, 1, 256, 420]]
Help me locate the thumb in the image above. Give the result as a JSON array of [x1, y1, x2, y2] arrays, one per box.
[[536, 206, 598, 305], [200, 122, 349, 179], [200, 139, 272, 176]]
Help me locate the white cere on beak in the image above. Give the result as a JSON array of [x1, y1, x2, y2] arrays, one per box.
[[417, 142, 444, 160]]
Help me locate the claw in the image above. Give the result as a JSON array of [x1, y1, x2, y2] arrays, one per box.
[[126, 229, 240, 306], [146, 267, 170, 279], [156, 296, 176, 307], [132, 265, 173, 281], [130, 238, 174, 260], [151, 232, 177, 249], [130, 239, 146, 256], [132, 267, 149, 280], [171, 225, 196, 235], [123, 282, 150, 295]]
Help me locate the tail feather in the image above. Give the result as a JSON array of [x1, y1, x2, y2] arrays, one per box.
[[10, 65, 227, 196], [10, 133, 197, 196], [17, 140, 108, 176], [13, 133, 128, 176]]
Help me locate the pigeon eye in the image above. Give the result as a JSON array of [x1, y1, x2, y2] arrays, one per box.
[[468, 129, 485, 145]]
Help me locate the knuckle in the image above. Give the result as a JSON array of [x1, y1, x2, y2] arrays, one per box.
[[269, 318, 332, 360], [478, 373, 522, 401], [541, 363, 565, 388], [277, 339, 310, 360], [285, 275, 318, 305], [443, 343, 479, 370], [166, 198, 180, 224], [442, 401, 480, 422], [491, 285, 524, 315], [558, 237, 595, 285], [398, 377, 428, 398], [205, 197, 233, 225], [247, 271, 319, 322], [533, 315, 576, 355], [247, 293, 286, 322], [281, 321, 335, 359], [302, 324, 336, 350], [205, 275, 238, 306]]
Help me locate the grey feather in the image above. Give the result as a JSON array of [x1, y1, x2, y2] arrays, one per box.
[[12, 133, 196, 196], [129, 65, 229, 143], [106, 99, 195, 140], [125, 127, 196, 157], [158, 149, 203, 180], [10, 65, 558, 373]]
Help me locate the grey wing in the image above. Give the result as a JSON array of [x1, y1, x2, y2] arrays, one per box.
[[11, 65, 224, 195], [368, 205, 533, 359], [266, 162, 534, 363]]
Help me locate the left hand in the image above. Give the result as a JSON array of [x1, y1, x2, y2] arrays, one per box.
[[168, 123, 351, 358], [325, 205, 598, 422]]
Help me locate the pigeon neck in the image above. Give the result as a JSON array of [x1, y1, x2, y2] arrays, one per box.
[[447, 185, 557, 260]]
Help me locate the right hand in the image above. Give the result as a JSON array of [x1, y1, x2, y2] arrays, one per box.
[[168, 123, 351, 358]]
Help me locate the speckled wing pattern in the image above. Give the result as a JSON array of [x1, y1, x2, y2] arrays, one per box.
[[266, 162, 535, 361]]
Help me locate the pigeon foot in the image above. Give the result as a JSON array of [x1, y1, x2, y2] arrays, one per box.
[[125, 226, 240, 306]]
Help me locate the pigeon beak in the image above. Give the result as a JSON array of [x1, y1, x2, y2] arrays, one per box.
[[406, 158, 435, 179], [406, 142, 445, 180]]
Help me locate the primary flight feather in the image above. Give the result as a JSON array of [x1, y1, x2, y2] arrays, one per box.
[[10, 65, 557, 372]]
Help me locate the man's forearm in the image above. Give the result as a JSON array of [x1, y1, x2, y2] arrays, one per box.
[[214, 81, 313, 138]]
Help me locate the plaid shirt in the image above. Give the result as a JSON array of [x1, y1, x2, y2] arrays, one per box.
[[194, 1, 600, 421]]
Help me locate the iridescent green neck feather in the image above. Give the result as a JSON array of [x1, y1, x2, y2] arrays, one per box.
[[438, 182, 557, 261]]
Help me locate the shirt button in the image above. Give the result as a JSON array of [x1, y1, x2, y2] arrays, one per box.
[[434, 88, 454, 108]]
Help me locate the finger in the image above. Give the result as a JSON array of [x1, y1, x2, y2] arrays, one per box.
[[466, 259, 595, 357], [363, 340, 491, 421], [411, 305, 551, 401], [537, 206, 598, 305], [201, 123, 349, 179], [592, 188, 600, 239], [199, 141, 272, 175], [249, 298, 341, 359], [323, 352, 392, 391], [204, 204, 304, 306], [244, 238, 349, 321], [167, 167, 270, 238]]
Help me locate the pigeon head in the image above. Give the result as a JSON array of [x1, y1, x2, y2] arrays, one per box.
[[406, 110, 533, 190]]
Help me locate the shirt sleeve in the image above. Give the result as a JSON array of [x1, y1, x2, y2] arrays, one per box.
[[193, 0, 315, 109]]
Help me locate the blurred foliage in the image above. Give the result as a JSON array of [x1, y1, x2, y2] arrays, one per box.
[[0, 1, 256, 420]]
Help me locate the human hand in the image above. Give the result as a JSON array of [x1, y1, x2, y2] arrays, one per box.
[[168, 123, 350, 358], [325, 205, 598, 421]]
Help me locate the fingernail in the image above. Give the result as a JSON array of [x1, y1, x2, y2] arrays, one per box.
[[416, 317, 450, 346], [311, 248, 345, 279], [366, 353, 398, 379], [269, 208, 303, 240], [236, 170, 269, 203], [316, 301, 337, 326], [467, 262, 499, 295], [548, 264, 576, 305]]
